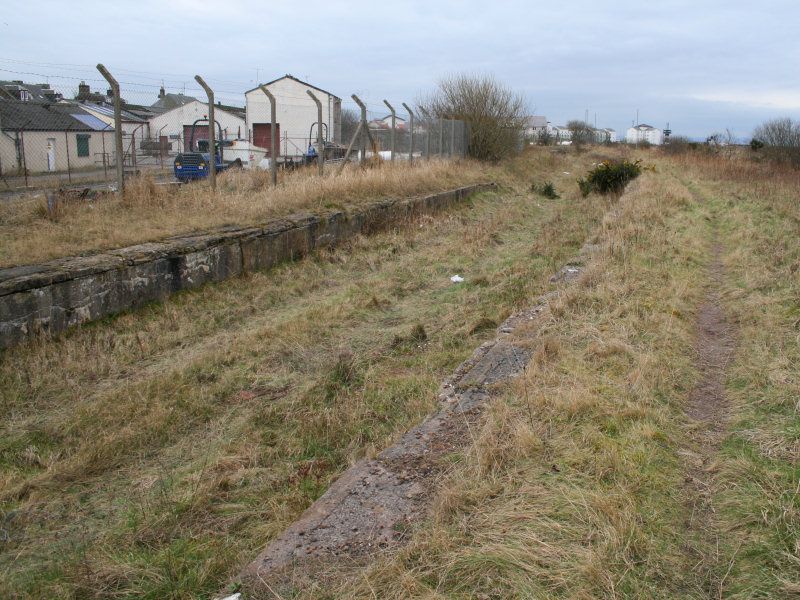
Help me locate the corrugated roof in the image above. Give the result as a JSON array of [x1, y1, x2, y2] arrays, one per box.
[[0, 100, 97, 131]]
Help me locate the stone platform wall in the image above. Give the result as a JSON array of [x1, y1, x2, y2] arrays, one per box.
[[0, 184, 495, 350]]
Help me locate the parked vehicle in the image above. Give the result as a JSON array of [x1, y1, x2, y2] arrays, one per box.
[[173, 119, 242, 182]]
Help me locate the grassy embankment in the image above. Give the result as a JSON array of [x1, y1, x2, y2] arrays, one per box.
[[318, 151, 799, 599], [0, 160, 486, 267], [0, 148, 614, 598]]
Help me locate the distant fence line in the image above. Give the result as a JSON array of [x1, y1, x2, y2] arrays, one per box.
[[0, 64, 468, 196]]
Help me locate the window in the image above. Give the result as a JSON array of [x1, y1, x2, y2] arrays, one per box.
[[76, 134, 90, 157]]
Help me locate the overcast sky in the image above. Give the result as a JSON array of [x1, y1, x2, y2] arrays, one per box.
[[2, 0, 798, 139]]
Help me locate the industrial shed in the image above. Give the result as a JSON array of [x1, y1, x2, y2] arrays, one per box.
[[245, 75, 342, 157]]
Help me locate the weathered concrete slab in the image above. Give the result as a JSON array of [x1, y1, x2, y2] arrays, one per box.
[[235, 248, 593, 597], [0, 184, 496, 350]]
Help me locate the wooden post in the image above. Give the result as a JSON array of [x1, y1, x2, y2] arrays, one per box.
[[307, 90, 324, 176], [194, 75, 216, 190], [351, 94, 367, 164], [96, 64, 124, 195], [383, 100, 396, 162], [402, 103, 414, 166], [258, 85, 278, 186]]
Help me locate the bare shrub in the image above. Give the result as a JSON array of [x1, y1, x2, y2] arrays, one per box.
[[420, 74, 527, 161], [752, 117, 800, 166], [566, 120, 594, 149]]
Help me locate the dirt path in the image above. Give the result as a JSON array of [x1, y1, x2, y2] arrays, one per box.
[[682, 238, 736, 598]]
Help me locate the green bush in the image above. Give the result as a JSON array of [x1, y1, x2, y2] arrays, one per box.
[[530, 181, 559, 199], [577, 159, 642, 197]]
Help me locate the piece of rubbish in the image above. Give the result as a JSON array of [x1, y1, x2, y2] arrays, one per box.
[[450, 275, 464, 283], [563, 171, 570, 175]]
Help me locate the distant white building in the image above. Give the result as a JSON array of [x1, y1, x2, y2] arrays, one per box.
[[523, 115, 548, 139], [626, 124, 663, 145], [245, 75, 342, 157], [593, 128, 617, 143], [547, 125, 572, 143]]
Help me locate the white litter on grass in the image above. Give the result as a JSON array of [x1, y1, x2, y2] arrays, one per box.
[[563, 171, 570, 175], [450, 275, 464, 283], [220, 594, 242, 600]]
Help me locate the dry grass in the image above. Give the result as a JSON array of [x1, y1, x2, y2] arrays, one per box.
[[0, 147, 611, 598], [0, 159, 491, 267], [315, 151, 800, 598]]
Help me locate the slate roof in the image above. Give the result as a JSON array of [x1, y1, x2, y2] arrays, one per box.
[[150, 93, 198, 111], [0, 100, 108, 132], [79, 101, 147, 123], [0, 80, 62, 102]]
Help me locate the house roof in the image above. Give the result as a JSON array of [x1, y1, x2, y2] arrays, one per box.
[[524, 115, 548, 128], [632, 124, 657, 130], [150, 93, 198, 111], [0, 100, 109, 132], [79, 101, 147, 123], [0, 80, 63, 102], [245, 74, 341, 100]]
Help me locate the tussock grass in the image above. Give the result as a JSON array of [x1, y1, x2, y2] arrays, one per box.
[[0, 148, 609, 598], [0, 159, 489, 267], [318, 152, 800, 598]]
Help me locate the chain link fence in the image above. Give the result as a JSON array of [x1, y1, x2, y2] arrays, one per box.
[[0, 66, 468, 198]]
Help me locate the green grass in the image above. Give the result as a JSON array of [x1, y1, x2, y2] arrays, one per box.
[[0, 149, 609, 598], [314, 153, 799, 599]]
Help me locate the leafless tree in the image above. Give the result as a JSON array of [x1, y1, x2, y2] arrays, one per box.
[[566, 119, 594, 148], [340, 108, 360, 145], [752, 117, 800, 165], [419, 74, 527, 161]]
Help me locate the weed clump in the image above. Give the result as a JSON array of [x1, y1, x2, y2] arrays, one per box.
[[531, 181, 560, 199], [577, 159, 642, 197]]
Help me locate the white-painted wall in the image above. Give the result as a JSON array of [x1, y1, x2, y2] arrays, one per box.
[[246, 77, 342, 156], [0, 129, 115, 173], [626, 126, 663, 145], [147, 100, 246, 152]]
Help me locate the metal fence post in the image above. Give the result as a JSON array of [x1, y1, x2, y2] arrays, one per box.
[[258, 85, 278, 186], [450, 119, 456, 158], [438, 118, 444, 158], [352, 95, 367, 163], [383, 100, 396, 162], [307, 90, 324, 176], [419, 107, 432, 160], [96, 64, 124, 195], [401, 103, 414, 166], [64, 129, 72, 183], [194, 75, 216, 190]]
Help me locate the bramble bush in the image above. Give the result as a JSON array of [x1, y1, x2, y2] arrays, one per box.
[[577, 159, 642, 196]]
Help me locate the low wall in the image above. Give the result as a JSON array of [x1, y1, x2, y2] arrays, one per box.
[[0, 183, 495, 350]]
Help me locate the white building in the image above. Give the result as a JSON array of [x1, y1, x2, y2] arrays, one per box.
[[147, 100, 246, 153], [369, 114, 408, 130], [547, 125, 572, 143], [626, 124, 663, 145], [245, 75, 342, 157], [593, 128, 618, 143], [0, 100, 115, 174], [524, 116, 548, 139]]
